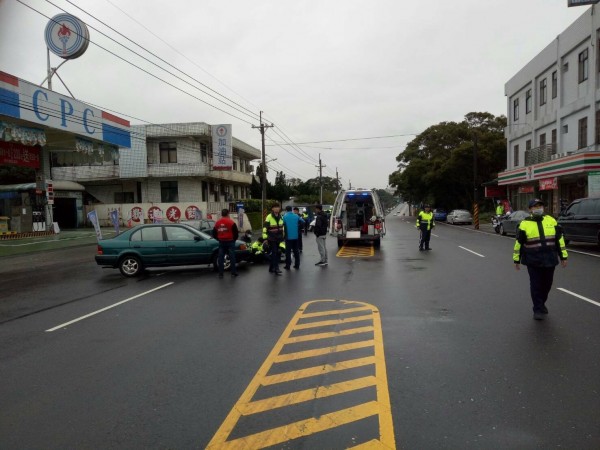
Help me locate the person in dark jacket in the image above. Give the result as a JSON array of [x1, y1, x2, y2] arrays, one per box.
[[213, 209, 239, 278], [313, 204, 328, 266], [513, 199, 568, 320]]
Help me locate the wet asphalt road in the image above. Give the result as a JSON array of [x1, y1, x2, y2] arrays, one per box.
[[1, 204, 599, 449]]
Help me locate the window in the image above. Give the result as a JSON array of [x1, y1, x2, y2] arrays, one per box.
[[526, 89, 532, 113], [526, 140, 532, 151], [579, 48, 589, 83], [563, 124, 569, 134], [578, 117, 588, 149], [114, 192, 134, 203], [165, 226, 197, 241], [233, 159, 238, 171], [513, 98, 519, 121], [161, 181, 179, 202], [552, 129, 557, 147], [539, 79, 547, 106], [513, 144, 519, 167], [131, 226, 163, 242], [597, 110, 600, 144], [539, 133, 546, 147], [201, 143, 208, 163], [159, 142, 177, 163], [552, 71, 558, 98]]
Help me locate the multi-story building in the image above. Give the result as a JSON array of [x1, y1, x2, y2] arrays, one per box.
[[51, 122, 260, 226], [500, 5, 600, 215]]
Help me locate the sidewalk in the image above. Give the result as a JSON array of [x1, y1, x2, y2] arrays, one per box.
[[0, 228, 117, 258]]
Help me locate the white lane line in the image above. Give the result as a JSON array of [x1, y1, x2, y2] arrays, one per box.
[[557, 288, 600, 308], [45, 282, 174, 332], [567, 249, 600, 258], [432, 233, 439, 237], [458, 246, 485, 258]]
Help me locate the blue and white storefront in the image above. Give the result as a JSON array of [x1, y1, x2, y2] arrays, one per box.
[[0, 70, 131, 231]]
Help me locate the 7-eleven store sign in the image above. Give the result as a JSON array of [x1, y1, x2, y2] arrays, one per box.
[[498, 152, 600, 186]]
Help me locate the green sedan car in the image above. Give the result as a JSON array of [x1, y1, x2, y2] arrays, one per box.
[[95, 224, 251, 277]]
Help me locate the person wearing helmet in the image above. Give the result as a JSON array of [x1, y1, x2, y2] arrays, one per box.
[[416, 204, 435, 251]]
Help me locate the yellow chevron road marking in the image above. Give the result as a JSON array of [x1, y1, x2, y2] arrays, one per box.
[[206, 299, 396, 449], [336, 244, 375, 258]]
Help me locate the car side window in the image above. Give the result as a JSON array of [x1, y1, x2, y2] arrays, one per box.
[[165, 227, 196, 241], [565, 202, 580, 216], [130, 230, 141, 242], [578, 200, 596, 216], [141, 227, 164, 241]]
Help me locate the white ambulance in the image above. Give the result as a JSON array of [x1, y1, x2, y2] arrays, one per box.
[[329, 189, 386, 248]]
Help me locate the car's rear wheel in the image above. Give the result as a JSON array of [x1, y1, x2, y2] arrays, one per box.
[[373, 238, 381, 249], [119, 255, 143, 277], [500, 224, 507, 236], [337, 238, 344, 248]]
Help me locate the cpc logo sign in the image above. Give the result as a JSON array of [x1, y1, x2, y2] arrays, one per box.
[[216, 126, 228, 137], [45, 14, 90, 60]]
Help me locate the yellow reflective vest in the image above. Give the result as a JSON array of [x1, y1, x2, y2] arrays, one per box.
[[513, 214, 568, 267], [262, 213, 284, 242], [416, 211, 435, 231]]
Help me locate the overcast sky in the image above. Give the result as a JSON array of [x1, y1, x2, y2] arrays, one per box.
[[0, 0, 588, 189]]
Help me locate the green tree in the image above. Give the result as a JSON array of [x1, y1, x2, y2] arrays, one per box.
[[389, 112, 506, 210]]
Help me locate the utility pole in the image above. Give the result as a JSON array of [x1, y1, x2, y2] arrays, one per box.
[[316, 153, 326, 204], [335, 167, 340, 195], [252, 111, 273, 219], [473, 132, 479, 230]]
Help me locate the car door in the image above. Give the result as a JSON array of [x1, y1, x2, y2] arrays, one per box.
[[577, 199, 599, 242], [164, 226, 213, 265], [129, 226, 168, 264], [560, 201, 581, 241]]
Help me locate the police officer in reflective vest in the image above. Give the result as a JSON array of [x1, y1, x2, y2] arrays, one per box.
[[513, 199, 568, 320], [213, 208, 239, 278], [416, 204, 435, 251], [263, 204, 285, 275]]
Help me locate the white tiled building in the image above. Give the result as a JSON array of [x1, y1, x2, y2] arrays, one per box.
[[501, 5, 600, 214], [51, 122, 261, 226]]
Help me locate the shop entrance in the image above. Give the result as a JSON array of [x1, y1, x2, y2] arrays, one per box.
[[53, 198, 77, 229]]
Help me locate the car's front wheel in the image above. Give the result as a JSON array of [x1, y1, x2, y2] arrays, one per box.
[[212, 252, 232, 271], [500, 224, 507, 236], [119, 255, 143, 277]]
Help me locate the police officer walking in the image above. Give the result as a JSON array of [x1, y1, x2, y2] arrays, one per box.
[[213, 208, 239, 278], [263, 204, 285, 275], [416, 204, 435, 251], [513, 199, 568, 320]]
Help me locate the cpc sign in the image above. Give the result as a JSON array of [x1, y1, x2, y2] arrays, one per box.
[[45, 14, 90, 60]]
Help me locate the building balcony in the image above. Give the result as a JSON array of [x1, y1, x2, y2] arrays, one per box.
[[51, 165, 120, 181], [525, 144, 556, 165], [147, 163, 253, 183]]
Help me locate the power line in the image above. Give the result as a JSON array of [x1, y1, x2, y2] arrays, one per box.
[[16, 0, 256, 125], [56, 0, 260, 121], [267, 133, 418, 145]]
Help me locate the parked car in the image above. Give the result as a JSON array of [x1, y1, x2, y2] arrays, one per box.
[[446, 209, 473, 225], [95, 224, 251, 277], [499, 210, 529, 236], [433, 208, 447, 221], [558, 197, 600, 246]]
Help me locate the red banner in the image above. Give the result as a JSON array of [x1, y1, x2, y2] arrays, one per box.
[[0, 141, 40, 168], [484, 186, 506, 198], [518, 185, 535, 194], [539, 177, 558, 191]]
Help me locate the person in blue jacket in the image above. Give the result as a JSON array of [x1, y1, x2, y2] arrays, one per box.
[[282, 205, 304, 269]]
